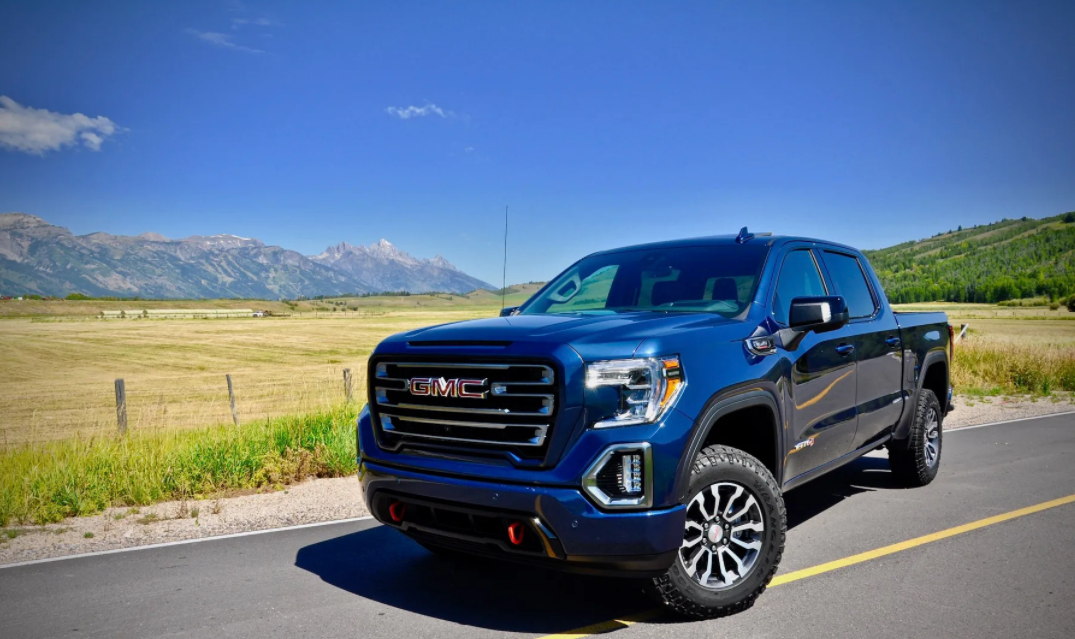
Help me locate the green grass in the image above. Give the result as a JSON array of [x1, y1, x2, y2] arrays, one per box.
[[0, 404, 360, 527]]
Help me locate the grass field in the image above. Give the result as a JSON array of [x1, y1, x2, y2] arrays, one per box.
[[1, 295, 1072, 526], [0, 406, 358, 526], [0, 286, 542, 445], [0, 284, 544, 318], [893, 303, 1075, 395], [0, 295, 1070, 446]]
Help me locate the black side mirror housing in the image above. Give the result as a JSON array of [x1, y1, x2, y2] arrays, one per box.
[[788, 296, 849, 334], [499, 306, 520, 317]]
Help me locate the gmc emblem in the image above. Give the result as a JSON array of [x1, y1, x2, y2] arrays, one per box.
[[409, 377, 487, 399]]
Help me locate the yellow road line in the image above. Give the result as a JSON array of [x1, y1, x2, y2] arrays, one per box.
[[540, 493, 1075, 638], [544, 610, 661, 638], [770, 492, 1075, 586]]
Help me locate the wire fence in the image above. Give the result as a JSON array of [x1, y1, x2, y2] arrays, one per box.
[[0, 363, 369, 447]]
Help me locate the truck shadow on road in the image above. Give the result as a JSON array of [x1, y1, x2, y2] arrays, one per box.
[[786, 452, 905, 529], [295, 525, 652, 633], [295, 454, 904, 632]]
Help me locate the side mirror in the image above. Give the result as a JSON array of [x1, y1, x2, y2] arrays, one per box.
[[788, 296, 849, 334], [499, 306, 520, 317]]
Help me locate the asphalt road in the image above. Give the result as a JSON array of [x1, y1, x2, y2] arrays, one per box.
[[2, 412, 1074, 639]]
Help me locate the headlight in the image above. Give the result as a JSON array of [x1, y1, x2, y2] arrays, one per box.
[[585, 356, 685, 428]]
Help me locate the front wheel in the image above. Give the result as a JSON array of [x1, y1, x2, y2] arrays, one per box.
[[651, 445, 786, 619], [889, 389, 943, 487]]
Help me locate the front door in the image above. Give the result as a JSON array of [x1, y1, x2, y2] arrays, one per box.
[[772, 248, 859, 482]]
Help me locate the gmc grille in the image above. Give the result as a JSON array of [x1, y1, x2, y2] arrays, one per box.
[[370, 360, 557, 461]]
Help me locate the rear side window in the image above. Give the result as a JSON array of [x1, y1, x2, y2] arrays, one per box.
[[772, 250, 827, 325], [822, 252, 877, 318]]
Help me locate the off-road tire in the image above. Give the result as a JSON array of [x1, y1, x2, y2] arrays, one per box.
[[889, 389, 943, 487], [650, 445, 786, 619]]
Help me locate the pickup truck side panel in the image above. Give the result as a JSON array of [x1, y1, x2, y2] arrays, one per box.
[[661, 239, 949, 497]]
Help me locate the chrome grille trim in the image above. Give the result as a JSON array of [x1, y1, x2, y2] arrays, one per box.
[[371, 360, 557, 455], [379, 414, 548, 447], [378, 412, 545, 431], [379, 401, 551, 417], [377, 362, 554, 383], [382, 428, 547, 448]]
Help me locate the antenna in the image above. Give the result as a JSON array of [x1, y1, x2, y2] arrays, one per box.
[[735, 227, 755, 243], [501, 205, 508, 310]]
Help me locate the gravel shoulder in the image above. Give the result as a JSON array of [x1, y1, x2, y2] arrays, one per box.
[[2, 394, 1072, 566], [1, 476, 368, 566], [945, 393, 1074, 429]]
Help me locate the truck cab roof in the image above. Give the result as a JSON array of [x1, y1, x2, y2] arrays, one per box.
[[587, 233, 862, 258]]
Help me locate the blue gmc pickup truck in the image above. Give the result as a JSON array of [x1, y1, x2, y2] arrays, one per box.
[[357, 229, 952, 618]]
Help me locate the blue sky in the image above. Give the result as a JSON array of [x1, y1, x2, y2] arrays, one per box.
[[1, 1, 1073, 286]]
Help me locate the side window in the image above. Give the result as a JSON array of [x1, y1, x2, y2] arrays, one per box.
[[773, 250, 827, 325], [822, 252, 877, 318]]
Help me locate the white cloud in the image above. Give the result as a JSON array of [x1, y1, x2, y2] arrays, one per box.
[[0, 96, 120, 155], [231, 17, 275, 29], [464, 146, 475, 153], [185, 29, 264, 54], [385, 104, 454, 120]]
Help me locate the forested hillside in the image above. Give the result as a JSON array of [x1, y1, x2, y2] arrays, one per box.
[[864, 213, 1075, 304]]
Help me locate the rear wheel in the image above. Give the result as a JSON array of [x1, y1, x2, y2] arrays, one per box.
[[889, 389, 943, 487], [650, 445, 785, 619]]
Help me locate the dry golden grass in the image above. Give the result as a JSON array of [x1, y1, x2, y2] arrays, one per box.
[[0, 310, 498, 445], [0, 283, 545, 318], [2, 298, 1070, 445], [893, 302, 1075, 321], [946, 319, 1075, 395]]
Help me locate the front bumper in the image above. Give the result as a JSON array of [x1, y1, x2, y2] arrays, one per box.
[[360, 459, 685, 577]]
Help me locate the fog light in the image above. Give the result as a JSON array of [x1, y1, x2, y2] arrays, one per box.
[[620, 453, 643, 494], [582, 443, 652, 509]]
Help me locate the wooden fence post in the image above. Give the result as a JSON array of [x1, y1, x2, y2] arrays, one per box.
[[115, 379, 127, 434], [226, 374, 240, 427], [343, 368, 353, 403]]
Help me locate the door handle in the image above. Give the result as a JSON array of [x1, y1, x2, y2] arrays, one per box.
[[836, 344, 855, 356], [885, 336, 900, 347]]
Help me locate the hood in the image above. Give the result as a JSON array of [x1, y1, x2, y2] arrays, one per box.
[[387, 312, 746, 360]]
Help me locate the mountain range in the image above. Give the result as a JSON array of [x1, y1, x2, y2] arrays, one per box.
[[0, 213, 493, 299]]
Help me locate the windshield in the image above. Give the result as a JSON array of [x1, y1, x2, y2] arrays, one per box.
[[521, 244, 770, 317]]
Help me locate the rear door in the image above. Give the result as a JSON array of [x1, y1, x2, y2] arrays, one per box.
[[818, 249, 904, 448], [773, 247, 859, 483]]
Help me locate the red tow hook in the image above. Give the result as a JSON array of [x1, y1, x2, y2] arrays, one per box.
[[507, 521, 525, 546], [388, 500, 406, 523]]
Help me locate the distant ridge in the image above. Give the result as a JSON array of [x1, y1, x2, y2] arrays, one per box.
[[0, 213, 494, 299], [864, 212, 1075, 303], [308, 239, 488, 295]]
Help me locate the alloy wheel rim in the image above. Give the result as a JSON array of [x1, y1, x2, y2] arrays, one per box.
[[923, 407, 940, 468], [679, 481, 765, 590]]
